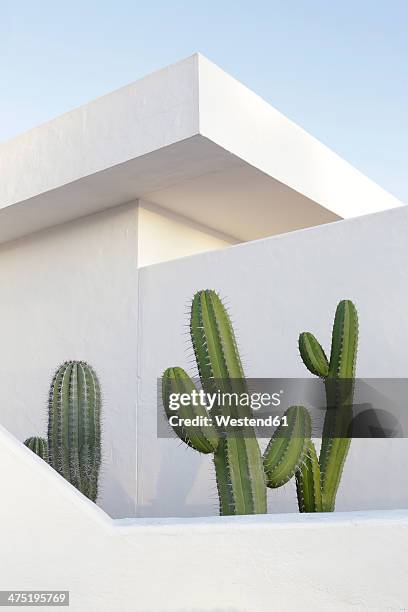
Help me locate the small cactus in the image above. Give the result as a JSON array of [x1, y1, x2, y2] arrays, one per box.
[[24, 436, 48, 462], [47, 361, 101, 502], [298, 300, 358, 512], [163, 290, 310, 516]]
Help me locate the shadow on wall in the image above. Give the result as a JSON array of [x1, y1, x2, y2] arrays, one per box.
[[138, 441, 217, 517]]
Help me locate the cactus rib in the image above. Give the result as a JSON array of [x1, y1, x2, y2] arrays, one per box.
[[24, 436, 48, 462]]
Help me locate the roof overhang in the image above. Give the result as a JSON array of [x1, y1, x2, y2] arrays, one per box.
[[0, 54, 403, 245]]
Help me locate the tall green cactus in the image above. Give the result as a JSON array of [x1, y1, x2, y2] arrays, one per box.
[[24, 436, 48, 462], [47, 361, 101, 502], [163, 290, 310, 516], [298, 300, 358, 512]]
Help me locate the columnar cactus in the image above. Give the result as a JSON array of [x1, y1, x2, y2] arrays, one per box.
[[24, 436, 48, 462], [47, 361, 101, 502], [297, 300, 358, 512], [163, 290, 310, 516]]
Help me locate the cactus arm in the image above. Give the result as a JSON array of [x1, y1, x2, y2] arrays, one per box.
[[263, 406, 311, 488], [295, 440, 322, 512], [328, 300, 358, 379], [24, 437, 48, 462], [162, 367, 218, 454], [320, 300, 358, 511], [298, 333, 329, 378]]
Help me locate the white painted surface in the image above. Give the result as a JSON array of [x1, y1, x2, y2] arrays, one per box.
[[144, 162, 340, 242], [138, 205, 408, 518], [138, 200, 236, 267], [0, 203, 139, 518], [198, 54, 404, 217], [0, 55, 199, 210], [1, 425, 407, 612], [1, 202, 407, 520], [0, 55, 402, 246]]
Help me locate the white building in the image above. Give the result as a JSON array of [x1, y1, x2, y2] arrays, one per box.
[[0, 55, 407, 611]]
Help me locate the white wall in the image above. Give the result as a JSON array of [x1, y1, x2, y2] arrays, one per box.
[[1, 426, 407, 612], [138, 205, 408, 518], [138, 200, 236, 267], [0, 202, 139, 518], [2, 201, 408, 521], [0, 195, 235, 519]]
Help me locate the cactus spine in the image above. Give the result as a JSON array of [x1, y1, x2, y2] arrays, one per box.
[[298, 300, 358, 512], [47, 361, 101, 502], [24, 436, 48, 462], [163, 290, 310, 516]]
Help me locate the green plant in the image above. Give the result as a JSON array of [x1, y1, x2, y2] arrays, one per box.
[[163, 290, 310, 516], [24, 436, 48, 462], [263, 405, 311, 488], [297, 300, 358, 512], [47, 361, 101, 502]]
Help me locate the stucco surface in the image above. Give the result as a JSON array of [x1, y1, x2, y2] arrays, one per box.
[[1, 425, 407, 612], [138, 200, 236, 266], [138, 205, 408, 518], [0, 202, 139, 518]]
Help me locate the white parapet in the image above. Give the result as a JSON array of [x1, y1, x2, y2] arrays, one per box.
[[1, 424, 407, 612]]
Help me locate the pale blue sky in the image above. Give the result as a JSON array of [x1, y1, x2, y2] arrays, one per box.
[[1, 1, 407, 203]]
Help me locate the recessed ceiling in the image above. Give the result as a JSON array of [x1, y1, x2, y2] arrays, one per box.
[[144, 162, 340, 242]]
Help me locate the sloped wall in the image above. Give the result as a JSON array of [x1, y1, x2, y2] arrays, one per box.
[[0, 202, 138, 518], [138, 205, 408, 518], [1, 425, 407, 612]]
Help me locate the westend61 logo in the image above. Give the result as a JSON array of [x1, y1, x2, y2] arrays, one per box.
[[166, 388, 287, 429]]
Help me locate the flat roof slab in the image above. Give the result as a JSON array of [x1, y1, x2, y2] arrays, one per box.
[[0, 54, 403, 245]]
